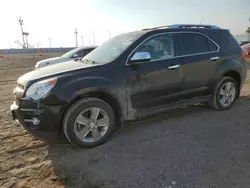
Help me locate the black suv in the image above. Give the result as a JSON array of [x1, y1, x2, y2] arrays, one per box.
[[11, 24, 247, 148]]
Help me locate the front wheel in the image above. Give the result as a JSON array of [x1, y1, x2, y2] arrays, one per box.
[[63, 98, 116, 148], [208, 76, 239, 110]]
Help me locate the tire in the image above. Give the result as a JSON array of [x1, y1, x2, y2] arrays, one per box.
[[208, 76, 239, 110], [63, 98, 116, 148]]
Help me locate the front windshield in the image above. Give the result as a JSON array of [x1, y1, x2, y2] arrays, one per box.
[[61, 48, 80, 58], [82, 31, 145, 64]]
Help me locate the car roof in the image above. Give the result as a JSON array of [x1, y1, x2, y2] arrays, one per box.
[[140, 24, 227, 35], [75, 46, 97, 50], [142, 24, 221, 31], [136, 25, 230, 40]]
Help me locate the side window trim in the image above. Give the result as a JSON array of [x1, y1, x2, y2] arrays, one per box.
[[126, 31, 220, 66]]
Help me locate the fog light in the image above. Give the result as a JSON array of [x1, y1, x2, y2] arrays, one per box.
[[32, 118, 40, 125]]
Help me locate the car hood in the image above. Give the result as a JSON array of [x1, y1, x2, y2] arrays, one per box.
[[35, 56, 67, 67], [18, 60, 98, 87]]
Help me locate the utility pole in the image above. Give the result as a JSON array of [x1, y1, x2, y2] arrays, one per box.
[[89, 35, 91, 46], [48, 38, 51, 48], [81, 36, 84, 46], [74, 28, 78, 47], [93, 31, 95, 46], [24, 34, 29, 48], [18, 17, 26, 48]]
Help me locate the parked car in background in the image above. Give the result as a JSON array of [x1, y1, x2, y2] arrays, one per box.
[[11, 24, 246, 148], [242, 43, 250, 55], [240, 41, 249, 46], [34, 46, 97, 68]]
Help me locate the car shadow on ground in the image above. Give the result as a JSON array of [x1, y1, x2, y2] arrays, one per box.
[[46, 99, 250, 188]]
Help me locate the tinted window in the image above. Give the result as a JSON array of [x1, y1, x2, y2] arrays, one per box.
[[134, 33, 175, 61], [178, 33, 210, 55], [208, 39, 218, 51], [178, 33, 218, 55]]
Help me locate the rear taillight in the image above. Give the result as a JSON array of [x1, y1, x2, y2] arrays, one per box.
[[242, 50, 247, 61]]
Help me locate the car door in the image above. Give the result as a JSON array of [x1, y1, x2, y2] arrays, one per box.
[[125, 33, 182, 116], [176, 32, 219, 102]]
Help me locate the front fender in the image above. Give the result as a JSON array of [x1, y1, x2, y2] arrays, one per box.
[[58, 76, 127, 121], [62, 76, 113, 100]]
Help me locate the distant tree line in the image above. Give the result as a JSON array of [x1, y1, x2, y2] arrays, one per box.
[[247, 27, 250, 33]]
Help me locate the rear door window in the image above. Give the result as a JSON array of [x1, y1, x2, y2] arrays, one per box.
[[178, 33, 218, 56]]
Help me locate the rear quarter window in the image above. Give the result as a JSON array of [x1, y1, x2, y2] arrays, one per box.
[[177, 33, 218, 56]]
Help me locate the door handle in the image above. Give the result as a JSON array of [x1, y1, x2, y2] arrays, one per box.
[[210, 56, 219, 61], [168, 64, 180, 70]]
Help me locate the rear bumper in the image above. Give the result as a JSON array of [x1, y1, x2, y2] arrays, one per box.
[[10, 99, 63, 141]]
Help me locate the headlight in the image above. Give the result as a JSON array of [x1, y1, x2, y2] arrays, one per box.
[[25, 78, 57, 100]]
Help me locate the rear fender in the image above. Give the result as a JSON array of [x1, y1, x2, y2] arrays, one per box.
[[209, 59, 243, 90]]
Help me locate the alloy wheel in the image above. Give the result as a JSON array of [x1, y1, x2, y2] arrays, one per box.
[[219, 81, 236, 107], [74, 107, 109, 143]]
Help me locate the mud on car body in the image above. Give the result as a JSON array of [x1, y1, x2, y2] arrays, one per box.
[[11, 24, 246, 148]]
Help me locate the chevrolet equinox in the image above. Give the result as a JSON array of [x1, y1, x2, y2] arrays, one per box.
[[11, 24, 247, 148]]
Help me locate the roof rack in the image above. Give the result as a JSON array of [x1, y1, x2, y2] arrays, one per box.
[[170, 24, 220, 29], [142, 24, 220, 30]]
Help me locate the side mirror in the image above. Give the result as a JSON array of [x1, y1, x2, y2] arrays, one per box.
[[72, 54, 78, 58], [129, 52, 151, 63]]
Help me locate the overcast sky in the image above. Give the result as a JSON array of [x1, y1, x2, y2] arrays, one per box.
[[0, 0, 249, 48]]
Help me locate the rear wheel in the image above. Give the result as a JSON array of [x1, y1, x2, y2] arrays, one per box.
[[63, 98, 116, 148], [208, 77, 239, 110]]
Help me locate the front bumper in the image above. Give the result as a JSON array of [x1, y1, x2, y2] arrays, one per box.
[[10, 98, 63, 141]]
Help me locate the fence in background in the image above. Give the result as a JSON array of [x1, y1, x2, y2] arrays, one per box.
[[0, 47, 75, 54]]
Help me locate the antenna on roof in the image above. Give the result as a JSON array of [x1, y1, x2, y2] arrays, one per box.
[[200, 17, 204, 24]]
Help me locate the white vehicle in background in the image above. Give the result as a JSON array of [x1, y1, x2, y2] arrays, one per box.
[[35, 46, 97, 68]]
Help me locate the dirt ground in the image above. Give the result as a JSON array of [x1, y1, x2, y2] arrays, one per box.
[[0, 54, 250, 188]]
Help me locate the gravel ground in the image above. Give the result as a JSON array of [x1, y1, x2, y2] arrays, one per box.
[[0, 54, 250, 188]]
